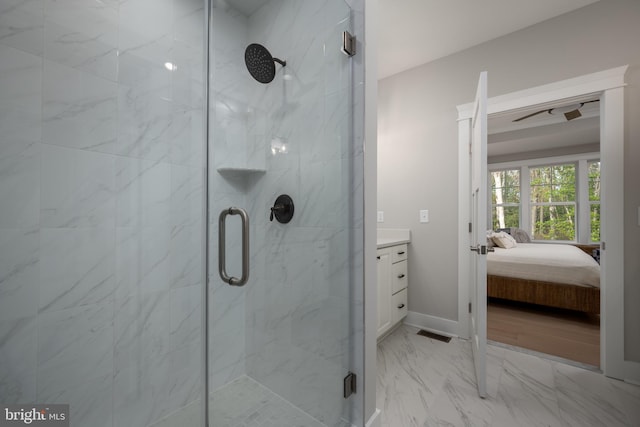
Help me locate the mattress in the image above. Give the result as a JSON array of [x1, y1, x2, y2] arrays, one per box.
[[487, 243, 600, 288]]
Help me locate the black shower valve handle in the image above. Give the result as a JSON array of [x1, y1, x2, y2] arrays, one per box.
[[270, 204, 285, 222], [269, 194, 294, 224]]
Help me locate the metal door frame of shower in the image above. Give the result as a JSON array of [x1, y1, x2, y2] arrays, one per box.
[[201, 0, 212, 426], [199, 2, 368, 426]]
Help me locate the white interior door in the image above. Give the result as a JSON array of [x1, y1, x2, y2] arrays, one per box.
[[469, 71, 488, 398]]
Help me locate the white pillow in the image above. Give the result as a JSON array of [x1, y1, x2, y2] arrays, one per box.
[[492, 231, 517, 249], [486, 230, 497, 247]]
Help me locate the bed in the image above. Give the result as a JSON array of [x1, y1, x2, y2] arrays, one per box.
[[487, 242, 601, 313]]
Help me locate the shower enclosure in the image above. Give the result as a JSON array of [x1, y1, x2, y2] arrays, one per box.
[[0, 0, 365, 426]]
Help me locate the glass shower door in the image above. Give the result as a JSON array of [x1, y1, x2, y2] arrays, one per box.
[[207, 0, 358, 425]]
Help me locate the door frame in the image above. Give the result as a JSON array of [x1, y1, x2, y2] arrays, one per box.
[[456, 65, 638, 381]]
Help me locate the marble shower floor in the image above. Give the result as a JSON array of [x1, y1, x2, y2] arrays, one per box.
[[210, 376, 327, 427], [151, 376, 330, 427], [377, 325, 640, 427]]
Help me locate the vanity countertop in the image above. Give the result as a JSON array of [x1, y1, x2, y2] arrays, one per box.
[[377, 228, 411, 249]]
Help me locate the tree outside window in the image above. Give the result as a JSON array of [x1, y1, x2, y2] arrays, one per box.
[[489, 158, 599, 243], [588, 161, 601, 242], [530, 164, 576, 241], [491, 169, 520, 230]]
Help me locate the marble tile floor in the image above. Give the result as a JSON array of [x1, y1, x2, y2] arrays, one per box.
[[377, 325, 640, 427]]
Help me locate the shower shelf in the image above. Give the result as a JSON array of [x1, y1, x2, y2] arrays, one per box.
[[216, 167, 266, 176]]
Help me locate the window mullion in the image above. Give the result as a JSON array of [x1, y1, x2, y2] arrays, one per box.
[[530, 202, 576, 207], [578, 159, 590, 244], [521, 165, 530, 235]]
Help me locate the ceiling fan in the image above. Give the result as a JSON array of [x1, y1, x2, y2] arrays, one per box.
[[513, 99, 599, 122]]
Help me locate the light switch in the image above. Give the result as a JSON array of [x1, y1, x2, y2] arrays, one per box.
[[419, 209, 429, 223], [377, 211, 384, 223]]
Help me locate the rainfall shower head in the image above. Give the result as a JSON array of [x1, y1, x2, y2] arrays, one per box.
[[244, 43, 286, 84]]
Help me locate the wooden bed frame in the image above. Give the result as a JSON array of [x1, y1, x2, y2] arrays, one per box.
[[487, 275, 600, 314], [487, 244, 601, 314]]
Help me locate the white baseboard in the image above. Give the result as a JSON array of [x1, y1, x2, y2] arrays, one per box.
[[404, 311, 460, 338], [625, 377, 640, 386], [365, 409, 381, 427], [622, 359, 640, 385]]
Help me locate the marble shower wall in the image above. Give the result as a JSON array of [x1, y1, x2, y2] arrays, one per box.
[[0, 1, 205, 427]]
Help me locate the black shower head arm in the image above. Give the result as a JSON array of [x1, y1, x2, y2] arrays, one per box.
[[273, 57, 286, 67]]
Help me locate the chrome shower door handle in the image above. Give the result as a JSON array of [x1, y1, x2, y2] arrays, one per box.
[[218, 207, 250, 286]]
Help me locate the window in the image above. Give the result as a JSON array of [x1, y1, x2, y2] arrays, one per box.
[[490, 169, 520, 229], [489, 155, 600, 243], [530, 164, 576, 241], [588, 161, 601, 242]]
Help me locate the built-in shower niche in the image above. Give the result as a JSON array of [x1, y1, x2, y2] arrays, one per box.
[[212, 94, 268, 178]]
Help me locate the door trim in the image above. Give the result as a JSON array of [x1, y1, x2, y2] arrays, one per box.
[[456, 65, 639, 382]]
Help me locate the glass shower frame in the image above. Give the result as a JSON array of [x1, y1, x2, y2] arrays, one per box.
[[0, 0, 364, 424], [204, 0, 365, 426]]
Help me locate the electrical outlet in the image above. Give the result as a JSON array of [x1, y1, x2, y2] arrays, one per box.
[[377, 211, 384, 223], [419, 209, 429, 223]]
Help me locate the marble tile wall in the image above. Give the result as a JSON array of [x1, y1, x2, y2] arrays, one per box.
[[0, 1, 205, 426]]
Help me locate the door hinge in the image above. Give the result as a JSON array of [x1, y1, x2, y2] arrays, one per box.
[[468, 302, 472, 313], [341, 31, 356, 57], [343, 371, 356, 398], [601, 241, 606, 250], [468, 222, 472, 233]]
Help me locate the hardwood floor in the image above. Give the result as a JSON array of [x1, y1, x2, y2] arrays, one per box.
[[487, 298, 600, 366]]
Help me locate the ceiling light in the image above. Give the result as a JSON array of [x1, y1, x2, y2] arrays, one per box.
[[549, 104, 582, 116]]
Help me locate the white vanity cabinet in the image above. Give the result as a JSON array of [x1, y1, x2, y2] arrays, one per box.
[[377, 243, 408, 339]]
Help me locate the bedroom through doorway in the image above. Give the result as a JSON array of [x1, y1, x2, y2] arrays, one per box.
[[485, 97, 602, 368]]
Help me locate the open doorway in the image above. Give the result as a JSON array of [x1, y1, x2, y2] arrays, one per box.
[[457, 65, 628, 381], [486, 98, 602, 367]]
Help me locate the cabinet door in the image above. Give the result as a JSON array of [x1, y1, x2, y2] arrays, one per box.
[[377, 251, 392, 336]]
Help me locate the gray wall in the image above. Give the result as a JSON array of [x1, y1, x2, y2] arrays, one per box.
[[378, 0, 640, 361]]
